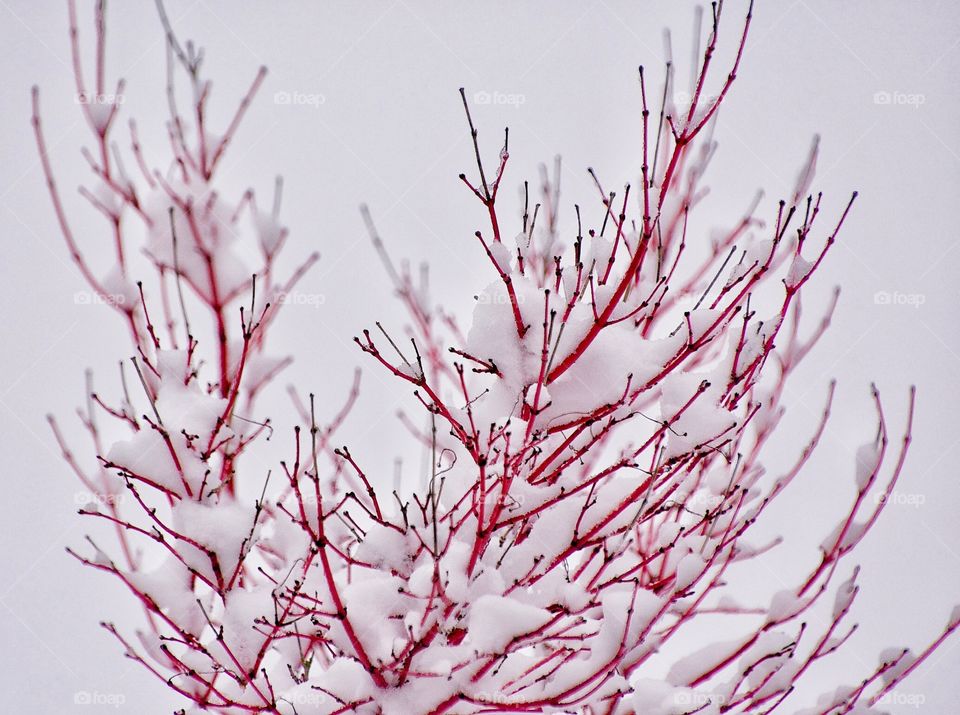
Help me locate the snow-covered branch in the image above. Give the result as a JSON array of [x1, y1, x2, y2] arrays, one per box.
[[37, 2, 957, 714]]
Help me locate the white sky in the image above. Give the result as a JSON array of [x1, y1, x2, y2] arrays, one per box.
[[1, 1, 958, 712]]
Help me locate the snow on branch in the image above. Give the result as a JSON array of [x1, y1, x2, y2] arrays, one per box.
[[37, 1, 957, 714]]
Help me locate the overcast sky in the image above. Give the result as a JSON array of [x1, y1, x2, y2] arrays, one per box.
[[1, 1, 958, 712]]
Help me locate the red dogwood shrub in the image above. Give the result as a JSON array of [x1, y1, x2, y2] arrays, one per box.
[[35, 1, 957, 713]]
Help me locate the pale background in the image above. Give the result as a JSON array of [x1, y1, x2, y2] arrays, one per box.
[[1, 1, 958, 712]]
